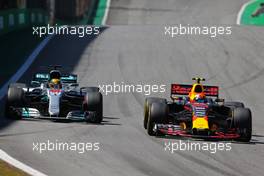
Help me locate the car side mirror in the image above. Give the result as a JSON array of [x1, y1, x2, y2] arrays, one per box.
[[171, 95, 183, 102]]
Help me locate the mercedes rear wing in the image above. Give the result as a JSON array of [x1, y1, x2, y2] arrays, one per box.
[[33, 73, 77, 84]]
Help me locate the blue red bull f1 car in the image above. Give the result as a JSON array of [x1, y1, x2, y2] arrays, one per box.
[[144, 78, 252, 142]]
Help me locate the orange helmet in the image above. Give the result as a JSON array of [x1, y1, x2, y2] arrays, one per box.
[[189, 84, 206, 102]]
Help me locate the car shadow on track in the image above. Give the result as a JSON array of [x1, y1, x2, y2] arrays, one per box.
[[0, 116, 121, 138], [0, 126, 76, 137], [101, 116, 121, 126], [0, 115, 121, 128], [155, 135, 264, 145], [230, 134, 264, 145]]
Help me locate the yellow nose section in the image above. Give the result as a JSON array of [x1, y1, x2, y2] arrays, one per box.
[[192, 116, 209, 130]]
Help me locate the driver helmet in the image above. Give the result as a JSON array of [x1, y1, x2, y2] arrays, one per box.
[[49, 78, 61, 89]]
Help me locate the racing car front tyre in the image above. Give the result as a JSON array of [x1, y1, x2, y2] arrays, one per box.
[[84, 91, 103, 123], [5, 87, 25, 119], [7, 87, 25, 107], [147, 102, 167, 136], [144, 97, 167, 129], [233, 107, 252, 142]]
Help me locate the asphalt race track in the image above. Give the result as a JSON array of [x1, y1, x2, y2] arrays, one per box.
[[1, 0, 264, 175]]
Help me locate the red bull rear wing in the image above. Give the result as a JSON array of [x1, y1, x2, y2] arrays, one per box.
[[171, 84, 219, 98]]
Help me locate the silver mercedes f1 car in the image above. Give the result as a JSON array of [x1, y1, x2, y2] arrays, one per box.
[[5, 66, 103, 123]]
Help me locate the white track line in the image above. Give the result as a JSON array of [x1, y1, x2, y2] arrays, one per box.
[[101, 0, 111, 25], [237, 0, 256, 25], [0, 35, 54, 100], [0, 149, 47, 176], [0, 34, 53, 175]]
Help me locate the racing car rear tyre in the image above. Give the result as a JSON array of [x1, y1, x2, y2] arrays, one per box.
[[84, 91, 103, 123], [85, 87, 100, 92], [147, 102, 167, 136], [8, 83, 26, 89], [233, 107, 252, 142], [225, 102, 245, 108], [144, 97, 167, 129]]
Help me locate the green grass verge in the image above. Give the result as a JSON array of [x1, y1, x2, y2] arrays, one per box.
[[93, 0, 108, 25], [240, 0, 264, 25], [0, 160, 29, 176], [0, 28, 44, 86]]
